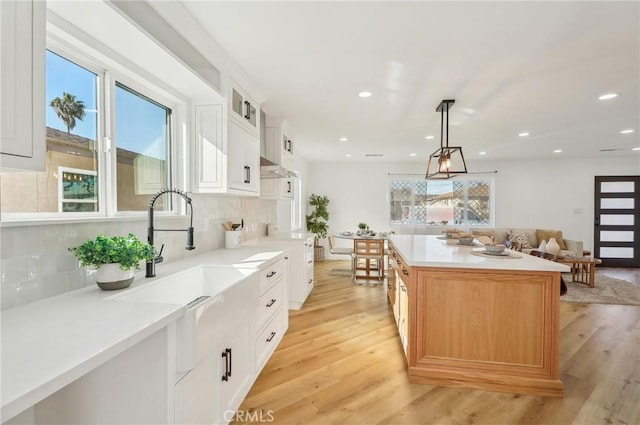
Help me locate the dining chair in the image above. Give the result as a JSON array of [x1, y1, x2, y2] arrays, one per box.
[[528, 250, 568, 296], [328, 235, 354, 276], [352, 239, 385, 285]]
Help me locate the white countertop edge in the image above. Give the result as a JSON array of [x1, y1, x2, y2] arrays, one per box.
[[389, 234, 571, 272], [1, 308, 184, 423]]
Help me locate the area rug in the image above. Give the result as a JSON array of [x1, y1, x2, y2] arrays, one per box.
[[561, 273, 640, 306]]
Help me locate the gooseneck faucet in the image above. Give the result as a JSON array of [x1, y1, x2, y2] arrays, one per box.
[[146, 188, 195, 278]]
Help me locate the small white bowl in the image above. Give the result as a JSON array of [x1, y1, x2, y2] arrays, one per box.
[[457, 237, 474, 245], [484, 244, 506, 254]]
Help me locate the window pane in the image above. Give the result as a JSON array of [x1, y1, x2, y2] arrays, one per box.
[[389, 178, 492, 227], [467, 180, 491, 225], [0, 50, 98, 214], [114, 83, 171, 211]]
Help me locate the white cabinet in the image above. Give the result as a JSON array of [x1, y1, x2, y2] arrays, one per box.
[[228, 121, 260, 194], [0, 0, 45, 171], [173, 271, 258, 425], [264, 118, 294, 166], [192, 104, 260, 196], [258, 235, 314, 310], [229, 81, 260, 138], [255, 257, 288, 373], [217, 320, 254, 423], [260, 177, 294, 200]]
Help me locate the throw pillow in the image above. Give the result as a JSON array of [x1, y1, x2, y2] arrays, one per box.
[[535, 229, 567, 250], [475, 235, 495, 246], [471, 229, 496, 241], [507, 232, 532, 249]]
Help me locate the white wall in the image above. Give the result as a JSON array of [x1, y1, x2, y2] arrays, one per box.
[[307, 157, 640, 257]]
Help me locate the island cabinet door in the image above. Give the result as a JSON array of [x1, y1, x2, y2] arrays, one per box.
[[411, 268, 563, 397]]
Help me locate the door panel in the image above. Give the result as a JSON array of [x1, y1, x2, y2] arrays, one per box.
[[594, 176, 640, 267]]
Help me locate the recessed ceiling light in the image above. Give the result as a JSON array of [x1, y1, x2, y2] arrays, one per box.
[[598, 93, 618, 100], [358, 91, 372, 98], [479, 151, 487, 155], [425, 135, 434, 140], [518, 132, 530, 137], [345, 154, 352, 157], [339, 137, 348, 142], [620, 129, 635, 134], [409, 153, 417, 157], [632, 147, 640, 151], [553, 149, 563, 153]]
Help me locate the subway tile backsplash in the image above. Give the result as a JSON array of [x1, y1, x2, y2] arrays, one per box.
[[0, 195, 276, 310]]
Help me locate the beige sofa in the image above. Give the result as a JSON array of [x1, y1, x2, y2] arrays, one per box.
[[469, 227, 583, 257]]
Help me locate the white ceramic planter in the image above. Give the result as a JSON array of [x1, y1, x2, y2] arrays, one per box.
[[95, 263, 135, 290]]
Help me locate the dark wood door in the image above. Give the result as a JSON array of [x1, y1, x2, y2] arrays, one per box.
[[594, 176, 640, 267]]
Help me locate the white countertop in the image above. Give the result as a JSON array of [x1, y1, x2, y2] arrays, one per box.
[[0, 246, 285, 423], [258, 232, 314, 242], [389, 235, 570, 272]]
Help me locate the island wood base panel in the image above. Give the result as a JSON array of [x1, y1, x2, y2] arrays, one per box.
[[407, 266, 564, 398], [408, 367, 564, 398]]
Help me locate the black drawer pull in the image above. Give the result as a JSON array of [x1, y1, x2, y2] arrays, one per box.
[[266, 271, 276, 278], [266, 331, 276, 342], [266, 299, 276, 307]]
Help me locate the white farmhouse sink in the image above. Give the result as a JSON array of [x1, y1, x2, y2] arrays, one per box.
[[112, 265, 259, 372]]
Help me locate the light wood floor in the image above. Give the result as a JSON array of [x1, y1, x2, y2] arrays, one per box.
[[235, 261, 640, 425]]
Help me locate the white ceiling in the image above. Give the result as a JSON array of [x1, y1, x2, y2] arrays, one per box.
[[179, 1, 640, 163]]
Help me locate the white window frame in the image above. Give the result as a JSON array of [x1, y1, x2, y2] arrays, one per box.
[[0, 24, 188, 223]]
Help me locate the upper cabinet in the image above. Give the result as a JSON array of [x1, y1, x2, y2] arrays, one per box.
[[264, 118, 295, 167], [0, 0, 45, 171], [192, 99, 261, 196], [229, 80, 260, 139]]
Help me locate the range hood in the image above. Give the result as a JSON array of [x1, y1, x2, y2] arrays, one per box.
[[260, 157, 298, 179]]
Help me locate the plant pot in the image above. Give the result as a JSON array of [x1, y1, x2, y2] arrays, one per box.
[[314, 246, 325, 262], [95, 263, 135, 290]]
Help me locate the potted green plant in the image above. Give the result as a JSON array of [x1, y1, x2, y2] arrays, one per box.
[[68, 233, 155, 290], [305, 193, 329, 261]]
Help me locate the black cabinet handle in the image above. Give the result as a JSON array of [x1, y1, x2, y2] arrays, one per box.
[[221, 348, 231, 381], [244, 101, 251, 119], [266, 331, 276, 342], [266, 271, 276, 278], [244, 166, 250, 184], [266, 299, 276, 307], [287, 181, 292, 193]]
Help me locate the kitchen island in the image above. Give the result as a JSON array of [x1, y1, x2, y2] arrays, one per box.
[[387, 235, 569, 397]]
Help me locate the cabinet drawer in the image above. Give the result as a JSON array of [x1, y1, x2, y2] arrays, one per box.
[[256, 309, 286, 371], [260, 259, 284, 293], [256, 278, 284, 330], [305, 263, 314, 291]]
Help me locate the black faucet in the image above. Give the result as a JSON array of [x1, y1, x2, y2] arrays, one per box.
[[146, 188, 195, 278]]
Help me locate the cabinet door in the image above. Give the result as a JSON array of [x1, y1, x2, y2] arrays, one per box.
[[192, 104, 225, 192], [174, 354, 218, 425], [227, 122, 259, 194], [229, 83, 259, 137], [218, 320, 254, 423], [0, 0, 45, 171]]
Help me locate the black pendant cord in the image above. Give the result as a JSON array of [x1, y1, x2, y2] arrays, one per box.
[[440, 106, 445, 150]]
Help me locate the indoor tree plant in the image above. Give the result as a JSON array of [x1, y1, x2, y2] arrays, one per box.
[[306, 193, 329, 261], [68, 233, 155, 290]]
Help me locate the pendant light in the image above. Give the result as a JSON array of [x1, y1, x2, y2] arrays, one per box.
[[425, 99, 468, 179]]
